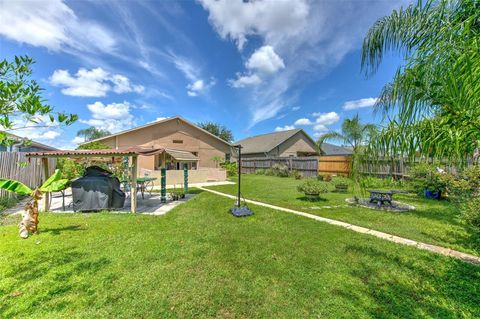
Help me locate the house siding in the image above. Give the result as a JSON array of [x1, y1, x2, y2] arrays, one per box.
[[97, 118, 231, 169]]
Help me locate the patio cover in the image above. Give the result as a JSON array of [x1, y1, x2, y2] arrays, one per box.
[[165, 149, 199, 162], [25, 147, 166, 213]]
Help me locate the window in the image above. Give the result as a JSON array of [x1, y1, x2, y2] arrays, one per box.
[[225, 153, 231, 163], [173, 140, 183, 144]]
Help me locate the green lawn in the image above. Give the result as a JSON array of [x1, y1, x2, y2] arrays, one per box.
[[1, 191, 479, 318], [207, 175, 480, 256]]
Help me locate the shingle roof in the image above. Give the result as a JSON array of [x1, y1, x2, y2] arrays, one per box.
[[235, 129, 306, 154], [320, 143, 353, 155], [26, 147, 165, 158]]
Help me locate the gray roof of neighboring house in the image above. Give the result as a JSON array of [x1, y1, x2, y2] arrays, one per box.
[[2, 132, 57, 151], [235, 129, 316, 154], [320, 143, 353, 156]]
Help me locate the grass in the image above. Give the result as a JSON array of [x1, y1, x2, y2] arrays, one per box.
[[1, 190, 479, 318], [206, 174, 480, 256]]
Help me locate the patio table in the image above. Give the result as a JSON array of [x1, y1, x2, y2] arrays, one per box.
[[122, 177, 157, 199], [367, 190, 395, 206]]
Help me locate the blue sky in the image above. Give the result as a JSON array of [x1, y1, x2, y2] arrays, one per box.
[[0, 0, 411, 148]]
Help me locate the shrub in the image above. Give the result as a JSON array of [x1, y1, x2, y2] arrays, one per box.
[[271, 164, 290, 177], [297, 179, 329, 195], [317, 175, 324, 181], [223, 162, 237, 177], [57, 158, 84, 180], [323, 174, 332, 182], [462, 197, 480, 230], [332, 176, 351, 186], [409, 163, 449, 195], [255, 169, 266, 175], [264, 168, 274, 176], [292, 170, 302, 180]]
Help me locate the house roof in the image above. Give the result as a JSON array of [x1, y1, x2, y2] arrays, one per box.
[[235, 129, 317, 154], [26, 147, 165, 158], [2, 132, 58, 151], [320, 143, 353, 156], [83, 116, 233, 147]]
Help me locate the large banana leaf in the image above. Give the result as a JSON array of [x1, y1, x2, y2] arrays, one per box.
[[39, 169, 69, 192], [0, 179, 33, 196]]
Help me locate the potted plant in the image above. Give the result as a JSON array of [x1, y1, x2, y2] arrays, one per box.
[[332, 176, 350, 192], [297, 179, 328, 199], [410, 164, 448, 199]]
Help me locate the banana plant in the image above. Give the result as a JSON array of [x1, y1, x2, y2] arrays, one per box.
[[0, 169, 69, 238]]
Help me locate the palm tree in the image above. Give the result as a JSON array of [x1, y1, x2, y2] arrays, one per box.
[[317, 115, 377, 154], [362, 0, 480, 163], [77, 127, 111, 142]]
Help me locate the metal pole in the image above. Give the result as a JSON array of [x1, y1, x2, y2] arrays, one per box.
[[237, 145, 241, 207], [161, 167, 166, 203], [183, 163, 188, 193]]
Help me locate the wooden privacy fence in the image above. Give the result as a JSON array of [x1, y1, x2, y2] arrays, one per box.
[[240, 157, 319, 177], [0, 152, 56, 198], [318, 156, 352, 176]]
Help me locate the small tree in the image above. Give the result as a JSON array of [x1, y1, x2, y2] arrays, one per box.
[[0, 169, 69, 238], [0, 55, 77, 147], [198, 121, 233, 142]]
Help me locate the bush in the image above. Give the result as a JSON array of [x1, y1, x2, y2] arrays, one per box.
[[57, 158, 84, 180], [360, 175, 405, 189], [292, 170, 302, 180], [462, 197, 480, 229], [323, 174, 332, 182], [409, 163, 449, 195], [317, 175, 324, 181], [271, 164, 290, 177], [332, 176, 351, 186], [297, 179, 329, 195], [223, 162, 237, 177], [0, 196, 19, 213], [255, 169, 266, 175], [264, 168, 274, 176]]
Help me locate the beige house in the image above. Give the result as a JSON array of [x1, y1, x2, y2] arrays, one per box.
[[235, 129, 319, 158], [84, 116, 232, 184]]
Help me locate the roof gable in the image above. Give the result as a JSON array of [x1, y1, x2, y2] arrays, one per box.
[[83, 116, 232, 147], [236, 129, 317, 154]]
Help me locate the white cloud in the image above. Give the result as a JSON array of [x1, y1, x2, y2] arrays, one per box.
[[71, 136, 85, 144], [294, 118, 313, 126], [291, 106, 301, 111], [0, 0, 116, 54], [342, 97, 378, 110], [246, 46, 285, 74], [199, 0, 309, 50], [149, 117, 168, 123], [314, 112, 340, 125], [166, 52, 215, 97], [200, 0, 406, 126], [187, 79, 216, 97], [313, 124, 328, 133], [229, 73, 262, 88], [274, 125, 295, 132], [49, 68, 144, 97], [8, 115, 63, 143], [80, 101, 136, 133]]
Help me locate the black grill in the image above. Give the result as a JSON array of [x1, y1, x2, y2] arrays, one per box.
[[71, 166, 125, 212]]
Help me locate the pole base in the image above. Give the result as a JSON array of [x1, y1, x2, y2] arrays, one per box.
[[230, 206, 253, 217]]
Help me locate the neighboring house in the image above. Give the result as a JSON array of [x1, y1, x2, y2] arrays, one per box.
[[0, 132, 57, 152], [235, 129, 319, 158], [320, 143, 353, 156], [84, 116, 232, 184]]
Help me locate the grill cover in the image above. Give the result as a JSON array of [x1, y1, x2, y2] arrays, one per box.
[[71, 166, 125, 211]]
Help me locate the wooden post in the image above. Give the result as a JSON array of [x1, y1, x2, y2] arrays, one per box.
[[131, 155, 138, 213], [41, 157, 49, 212]]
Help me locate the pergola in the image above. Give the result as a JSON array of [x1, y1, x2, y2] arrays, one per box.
[[26, 147, 165, 213]]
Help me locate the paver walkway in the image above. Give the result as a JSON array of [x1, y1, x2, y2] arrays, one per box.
[[199, 187, 480, 265]]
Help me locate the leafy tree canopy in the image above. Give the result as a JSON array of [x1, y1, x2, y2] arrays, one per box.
[[197, 121, 234, 142], [77, 126, 111, 142], [0, 55, 77, 147]]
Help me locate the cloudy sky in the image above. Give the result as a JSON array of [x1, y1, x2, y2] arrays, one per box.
[[0, 0, 411, 148]]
